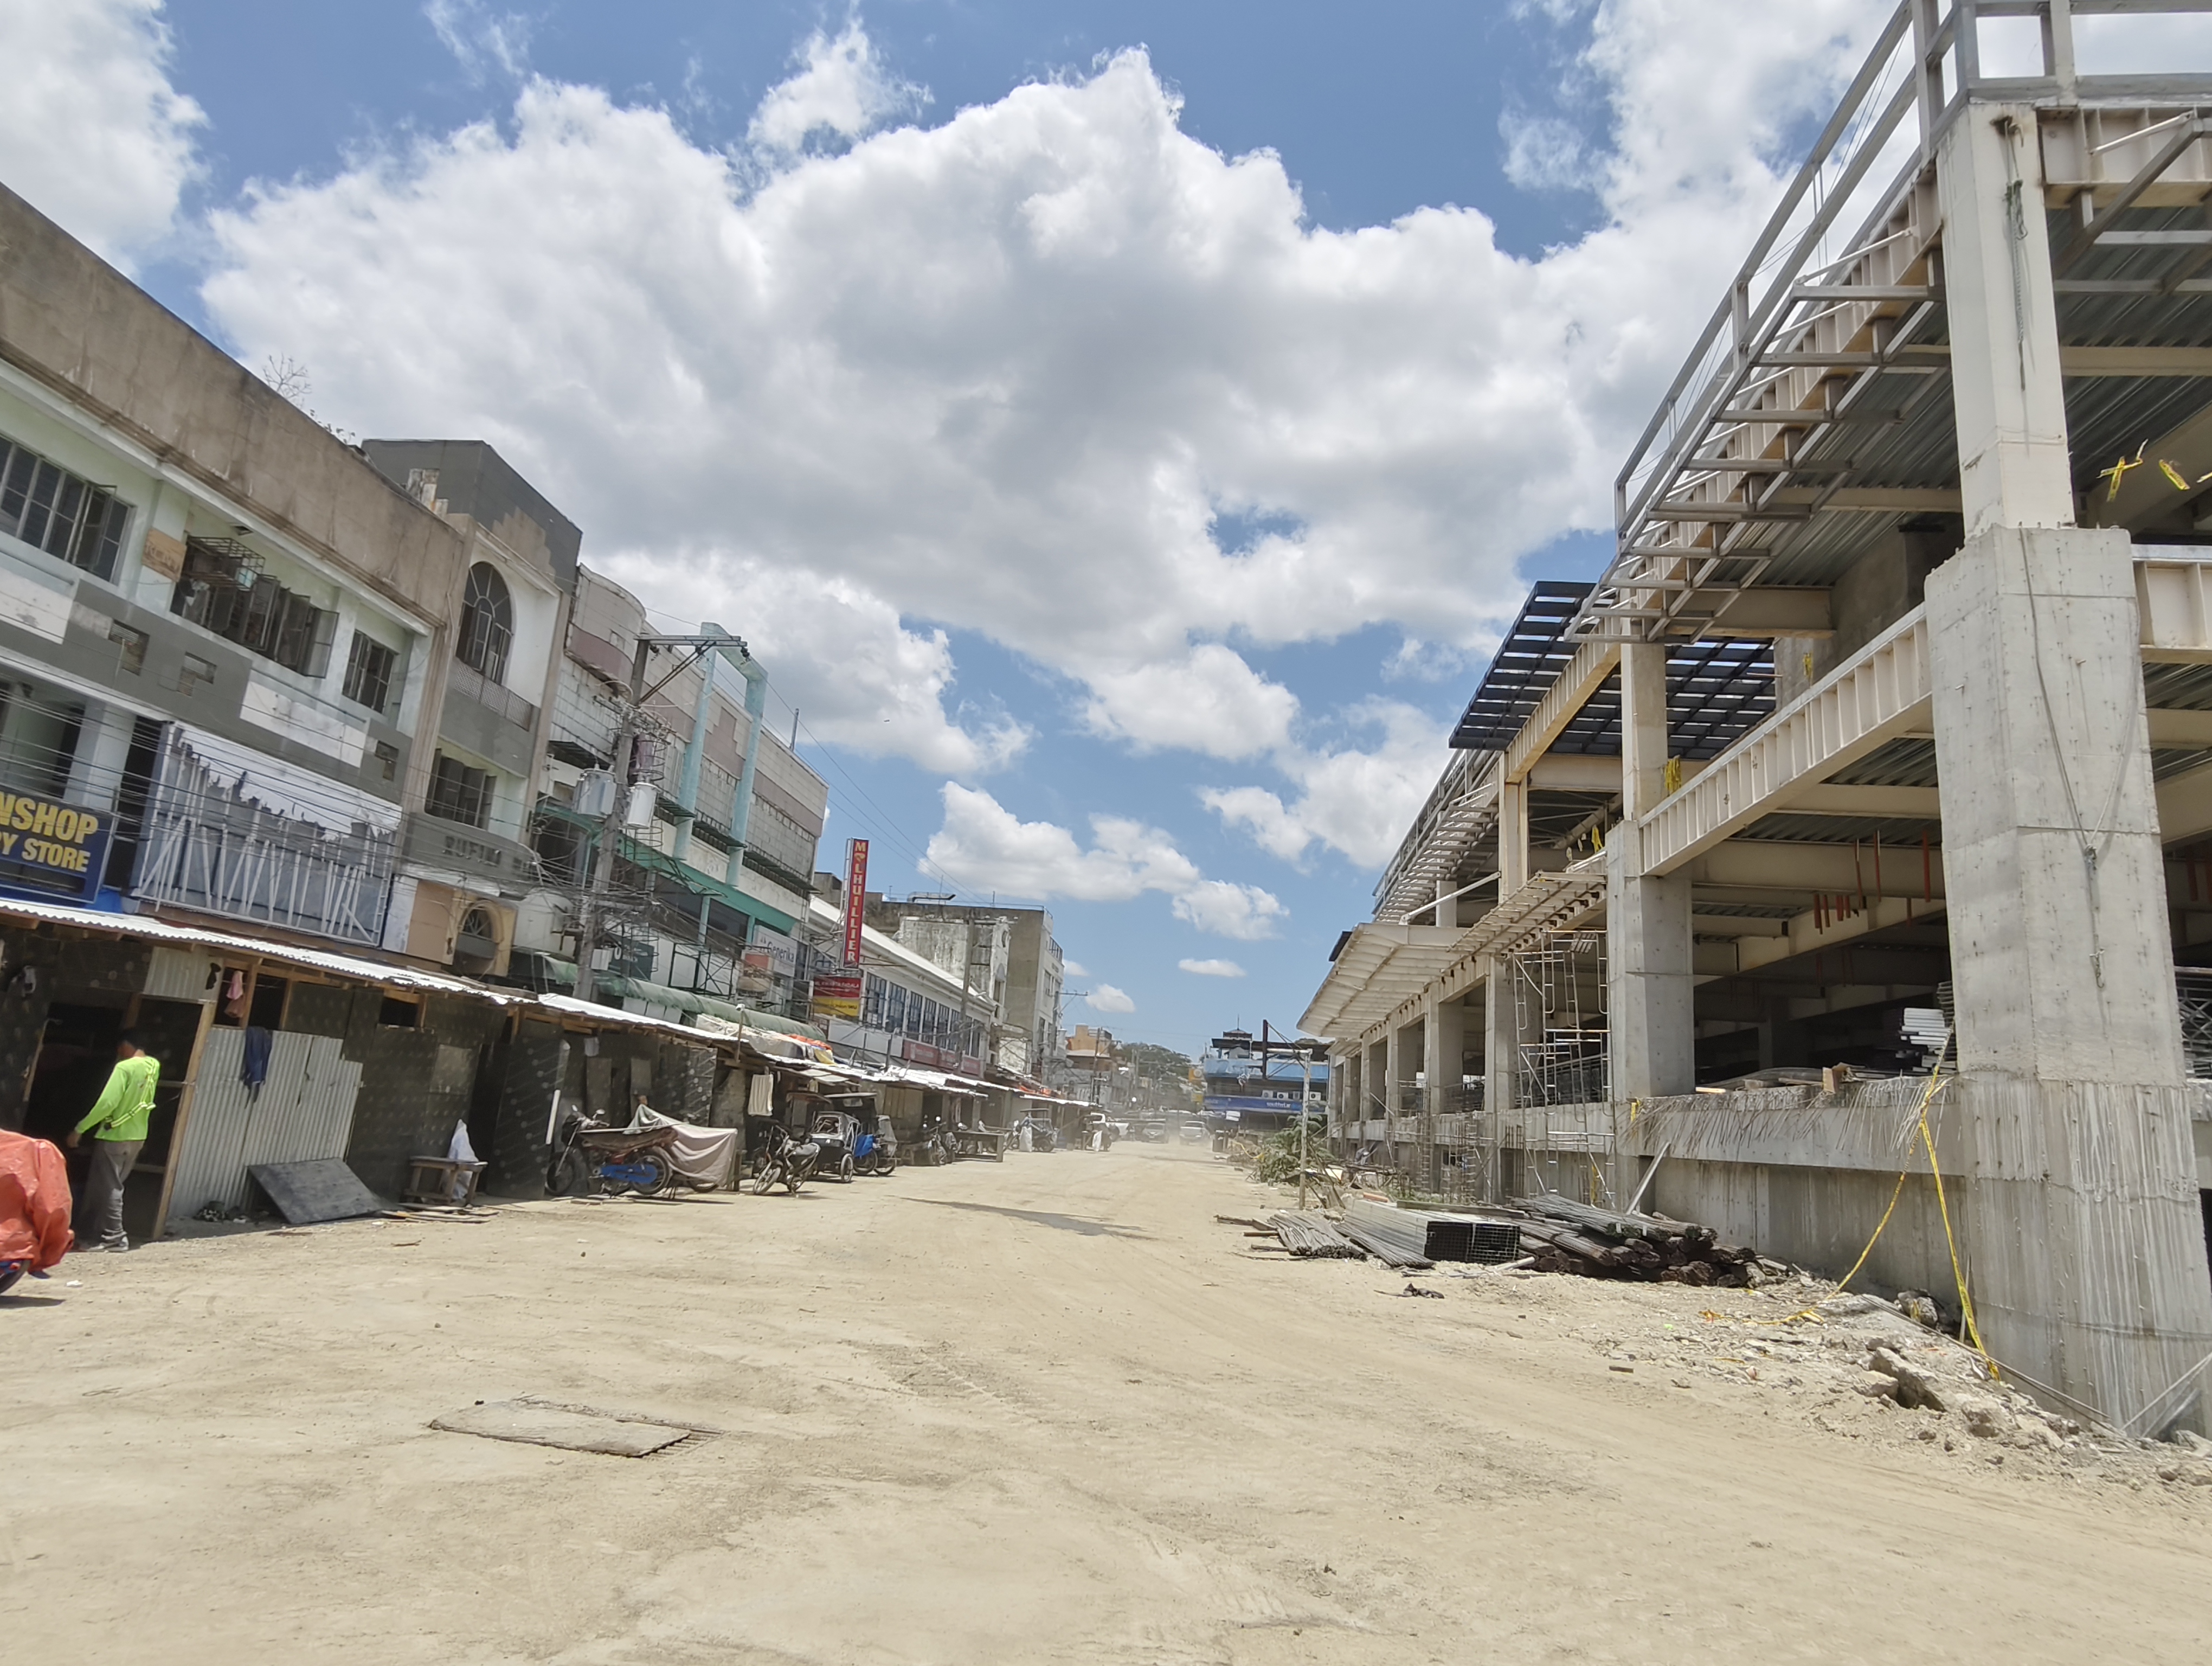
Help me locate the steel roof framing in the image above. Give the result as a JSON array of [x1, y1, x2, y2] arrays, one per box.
[[1586, 1, 2212, 644]]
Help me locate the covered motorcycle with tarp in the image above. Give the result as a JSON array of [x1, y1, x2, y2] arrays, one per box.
[[1, 1129, 73, 1295]]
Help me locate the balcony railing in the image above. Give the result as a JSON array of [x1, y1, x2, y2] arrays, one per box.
[[448, 658, 537, 732]]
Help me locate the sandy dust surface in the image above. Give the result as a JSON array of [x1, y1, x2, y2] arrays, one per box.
[[5, 1143, 2211, 1663]]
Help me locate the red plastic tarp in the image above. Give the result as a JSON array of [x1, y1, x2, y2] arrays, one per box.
[[0, 1129, 73, 1271]]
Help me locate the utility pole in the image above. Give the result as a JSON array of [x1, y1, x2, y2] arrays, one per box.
[[1226, 1022, 1322, 1209], [569, 630, 749, 1008]]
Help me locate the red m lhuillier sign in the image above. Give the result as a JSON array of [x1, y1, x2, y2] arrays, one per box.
[[842, 838, 869, 967]]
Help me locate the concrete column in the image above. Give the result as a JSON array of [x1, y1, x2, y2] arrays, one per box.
[[1930, 523, 2212, 1429], [1378, 1024, 1401, 1169], [1498, 775, 1529, 894], [1607, 640, 1694, 1100], [1424, 995, 1465, 1114], [1937, 102, 2074, 536], [1482, 960, 1517, 1117], [1364, 1035, 1387, 1146], [1424, 994, 1467, 1191]]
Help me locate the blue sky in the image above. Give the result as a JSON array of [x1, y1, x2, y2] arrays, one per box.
[[0, 2, 1895, 1055]]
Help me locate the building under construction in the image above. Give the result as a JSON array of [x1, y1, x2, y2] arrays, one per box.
[[1304, 1, 2212, 1436]]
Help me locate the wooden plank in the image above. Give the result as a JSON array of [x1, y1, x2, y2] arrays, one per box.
[[248, 1157, 382, 1224]]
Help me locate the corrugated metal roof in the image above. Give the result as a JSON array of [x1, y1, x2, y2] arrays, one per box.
[[1450, 585, 1775, 758], [0, 895, 528, 1002]]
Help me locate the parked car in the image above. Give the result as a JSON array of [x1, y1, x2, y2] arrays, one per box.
[[1180, 1121, 1208, 1143]]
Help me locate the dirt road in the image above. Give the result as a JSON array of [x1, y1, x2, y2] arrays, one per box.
[[6, 1143, 2210, 1663]]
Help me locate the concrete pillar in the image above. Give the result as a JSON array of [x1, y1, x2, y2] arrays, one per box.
[[1482, 960, 1518, 1116], [1378, 1025, 1400, 1169], [1424, 995, 1466, 1115], [1498, 776, 1530, 894], [1364, 1035, 1387, 1145], [1937, 103, 2074, 536], [1930, 523, 2212, 1429], [1607, 640, 1694, 1101], [1424, 994, 1467, 1192]]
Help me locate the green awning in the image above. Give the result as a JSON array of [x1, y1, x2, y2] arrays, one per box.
[[600, 974, 826, 1040]]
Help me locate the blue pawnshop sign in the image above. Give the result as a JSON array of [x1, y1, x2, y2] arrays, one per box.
[[0, 789, 113, 904]]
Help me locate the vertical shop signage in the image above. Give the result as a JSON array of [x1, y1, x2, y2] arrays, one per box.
[[841, 837, 869, 967]]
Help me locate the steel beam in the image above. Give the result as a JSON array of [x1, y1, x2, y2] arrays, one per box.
[[2157, 755, 2212, 845], [1782, 783, 1943, 817], [1632, 607, 1934, 877], [1502, 638, 1622, 784], [2140, 556, 2212, 661], [1682, 838, 1949, 899]]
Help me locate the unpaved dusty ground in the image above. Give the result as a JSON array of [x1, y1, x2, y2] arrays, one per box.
[[7, 1143, 2212, 1664]]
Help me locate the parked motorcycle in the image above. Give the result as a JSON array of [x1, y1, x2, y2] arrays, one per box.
[[856, 1114, 898, 1176], [546, 1108, 683, 1197], [751, 1122, 820, 1195]]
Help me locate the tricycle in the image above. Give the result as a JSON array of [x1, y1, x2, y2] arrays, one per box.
[[809, 1108, 863, 1182]]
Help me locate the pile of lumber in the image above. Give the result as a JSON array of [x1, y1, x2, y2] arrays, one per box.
[[1509, 1194, 1767, 1285]]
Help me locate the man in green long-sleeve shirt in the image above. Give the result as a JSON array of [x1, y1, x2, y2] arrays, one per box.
[[69, 1031, 158, 1253]]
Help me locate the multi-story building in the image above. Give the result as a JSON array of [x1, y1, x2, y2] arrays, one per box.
[[0, 182, 530, 977], [358, 440, 577, 977], [858, 898, 1065, 1075], [522, 566, 832, 1027], [1304, 4, 2212, 1433], [802, 879, 989, 1072]]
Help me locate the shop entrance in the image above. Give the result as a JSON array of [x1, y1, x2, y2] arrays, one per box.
[[25, 996, 207, 1243]]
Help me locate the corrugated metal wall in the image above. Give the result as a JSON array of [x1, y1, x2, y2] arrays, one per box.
[[166, 1028, 363, 1220]]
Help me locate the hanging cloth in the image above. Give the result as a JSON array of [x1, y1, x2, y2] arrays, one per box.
[[241, 1026, 273, 1099]]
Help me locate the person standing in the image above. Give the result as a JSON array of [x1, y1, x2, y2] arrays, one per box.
[[68, 1031, 159, 1253]]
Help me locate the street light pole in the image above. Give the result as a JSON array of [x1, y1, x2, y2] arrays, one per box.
[[1298, 1048, 1314, 1210]]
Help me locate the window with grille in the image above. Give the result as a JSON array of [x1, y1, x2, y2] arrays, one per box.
[[342, 630, 397, 713], [426, 751, 493, 829], [169, 537, 337, 678], [0, 434, 130, 580], [456, 562, 513, 684]]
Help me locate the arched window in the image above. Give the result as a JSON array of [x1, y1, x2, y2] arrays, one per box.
[[456, 562, 512, 684]]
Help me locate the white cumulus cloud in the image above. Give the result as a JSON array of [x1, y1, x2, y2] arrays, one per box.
[[425, 1, 533, 83], [749, 20, 924, 154], [1203, 699, 1445, 869], [1085, 984, 1136, 1014], [1061, 959, 1089, 977], [924, 784, 1285, 940], [1179, 958, 1246, 978], [0, 0, 203, 265], [597, 550, 1029, 774], [175, 4, 1911, 824], [9, 4, 1962, 850]]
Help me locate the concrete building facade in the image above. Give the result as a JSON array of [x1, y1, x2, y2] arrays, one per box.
[[0, 182, 574, 985], [862, 897, 1065, 1077], [520, 565, 832, 1030], [1306, 3, 2212, 1436]]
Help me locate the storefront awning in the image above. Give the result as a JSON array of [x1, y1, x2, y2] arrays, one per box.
[[0, 894, 529, 1003]]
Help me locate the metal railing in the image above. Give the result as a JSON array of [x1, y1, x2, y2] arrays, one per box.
[[1591, 1, 2212, 643], [447, 658, 538, 732]]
